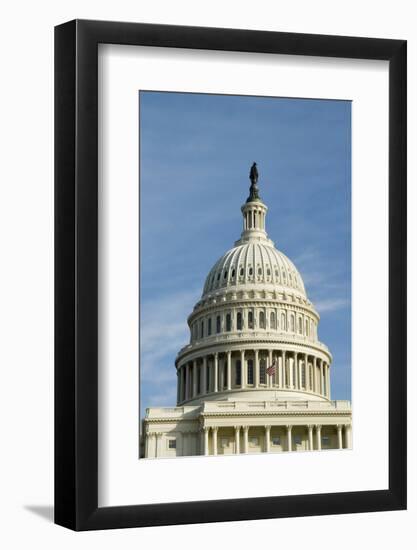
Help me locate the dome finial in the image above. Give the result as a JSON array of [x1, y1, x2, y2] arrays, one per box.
[[247, 162, 261, 202]]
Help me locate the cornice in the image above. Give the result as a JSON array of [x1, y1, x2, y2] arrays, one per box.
[[176, 336, 332, 365], [144, 409, 352, 423]]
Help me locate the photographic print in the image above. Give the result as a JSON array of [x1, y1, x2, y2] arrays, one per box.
[[139, 91, 352, 459]]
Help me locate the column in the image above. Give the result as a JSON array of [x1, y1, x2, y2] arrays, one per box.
[[212, 427, 218, 456], [241, 350, 246, 388], [265, 426, 271, 453], [298, 353, 303, 389], [320, 360, 324, 395], [254, 349, 259, 388], [278, 352, 283, 388], [227, 351, 232, 390], [316, 425, 322, 451], [308, 425, 314, 450], [289, 354, 294, 388], [203, 427, 209, 456], [313, 356, 317, 393], [155, 432, 162, 458], [337, 425, 343, 449], [184, 363, 190, 401], [234, 426, 241, 454], [182, 432, 188, 456], [305, 354, 309, 391], [243, 426, 249, 453], [345, 424, 352, 449], [177, 367, 182, 403], [192, 360, 198, 398], [214, 353, 218, 392], [202, 356, 207, 395], [268, 350, 273, 388], [145, 431, 151, 457], [176, 370, 180, 404], [326, 364, 331, 399], [287, 425, 292, 451], [147, 433, 156, 458]]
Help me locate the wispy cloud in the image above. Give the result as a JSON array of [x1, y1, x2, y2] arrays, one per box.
[[140, 288, 200, 385], [314, 298, 349, 313]]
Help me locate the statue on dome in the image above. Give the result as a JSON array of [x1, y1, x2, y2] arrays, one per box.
[[249, 162, 259, 184], [247, 162, 261, 202]]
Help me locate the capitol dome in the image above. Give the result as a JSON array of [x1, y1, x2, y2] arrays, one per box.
[[175, 167, 332, 406]]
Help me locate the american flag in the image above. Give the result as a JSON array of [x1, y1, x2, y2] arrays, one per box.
[[266, 359, 277, 376]]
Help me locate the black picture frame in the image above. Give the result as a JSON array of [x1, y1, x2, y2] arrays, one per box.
[[55, 19, 407, 531]]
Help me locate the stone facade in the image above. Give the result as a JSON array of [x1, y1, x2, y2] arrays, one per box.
[[141, 170, 352, 458]]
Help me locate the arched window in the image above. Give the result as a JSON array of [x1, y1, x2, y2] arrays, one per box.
[[290, 315, 295, 332], [224, 270, 228, 279], [235, 360, 242, 386], [258, 267, 262, 275], [249, 267, 253, 276], [298, 317, 303, 334], [248, 311, 254, 329], [240, 267, 244, 276], [200, 320, 204, 338], [267, 268, 271, 276], [305, 319, 309, 336], [260, 358, 266, 384], [270, 311, 276, 329], [281, 313, 287, 331], [206, 364, 211, 392], [208, 318, 212, 336], [259, 311, 265, 329], [237, 312, 242, 330], [301, 363, 306, 388], [216, 315, 221, 334], [226, 313, 231, 332], [247, 359, 254, 385], [231, 268, 235, 278]]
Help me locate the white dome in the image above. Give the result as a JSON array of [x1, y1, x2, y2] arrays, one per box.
[[202, 241, 306, 298], [175, 169, 332, 408]]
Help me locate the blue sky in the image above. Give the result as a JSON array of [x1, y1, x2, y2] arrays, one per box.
[[139, 91, 351, 419]]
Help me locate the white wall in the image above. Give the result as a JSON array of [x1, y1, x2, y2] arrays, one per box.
[[0, 1, 415, 548]]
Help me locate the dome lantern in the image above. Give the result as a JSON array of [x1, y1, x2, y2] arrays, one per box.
[[236, 162, 270, 246]]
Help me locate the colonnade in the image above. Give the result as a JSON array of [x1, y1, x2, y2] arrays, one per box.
[[190, 306, 317, 343], [202, 423, 352, 456], [177, 349, 331, 404]]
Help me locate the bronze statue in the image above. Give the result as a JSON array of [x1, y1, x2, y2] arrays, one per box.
[[247, 162, 261, 202], [249, 162, 258, 185]]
